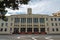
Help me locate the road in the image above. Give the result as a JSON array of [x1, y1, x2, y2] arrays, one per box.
[[0, 34, 60, 40]]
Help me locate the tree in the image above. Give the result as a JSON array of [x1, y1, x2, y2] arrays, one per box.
[[0, 0, 30, 21]]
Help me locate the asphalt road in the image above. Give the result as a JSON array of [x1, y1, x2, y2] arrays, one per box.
[[0, 34, 60, 40]]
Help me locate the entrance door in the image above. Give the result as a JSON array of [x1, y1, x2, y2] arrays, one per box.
[[13, 28, 19, 34], [40, 28, 46, 34], [34, 28, 39, 34], [20, 28, 25, 32], [34, 28, 39, 32], [40, 28, 45, 32], [27, 28, 32, 32]]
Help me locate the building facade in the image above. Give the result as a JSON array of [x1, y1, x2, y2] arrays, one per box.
[[0, 8, 60, 34]]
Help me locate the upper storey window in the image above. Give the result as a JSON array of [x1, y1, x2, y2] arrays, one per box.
[[54, 18, 57, 21], [14, 18, 20, 23], [33, 18, 38, 23], [1, 23, 4, 27], [40, 18, 45, 23], [58, 18, 60, 21], [51, 18, 53, 21], [21, 18, 26, 23], [27, 18, 32, 23]]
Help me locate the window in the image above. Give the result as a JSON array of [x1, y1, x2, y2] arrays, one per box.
[[33, 18, 38, 23], [51, 18, 53, 21], [27, 18, 32, 23], [21, 18, 26, 23], [5, 23, 8, 26], [5, 18, 8, 21], [55, 23, 58, 26], [52, 28, 54, 31], [10, 28, 12, 31], [0, 28, 3, 31], [54, 18, 57, 21], [51, 23, 54, 26], [14, 18, 20, 23], [40, 18, 45, 23], [1, 23, 4, 27], [56, 28, 59, 31], [58, 18, 60, 21], [4, 28, 7, 32]]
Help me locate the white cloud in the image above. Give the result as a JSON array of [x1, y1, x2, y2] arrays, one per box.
[[6, 0, 60, 16]]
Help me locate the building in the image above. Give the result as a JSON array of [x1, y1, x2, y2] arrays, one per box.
[[0, 8, 60, 34]]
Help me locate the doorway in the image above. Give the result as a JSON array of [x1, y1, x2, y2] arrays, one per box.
[[27, 28, 32, 34], [34, 28, 39, 34], [13, 28, 19, 34], [34, 28, 39, 32], [40, 28, 46, 34], [40, 28, 45, 32], [20, 28, 26, 32]]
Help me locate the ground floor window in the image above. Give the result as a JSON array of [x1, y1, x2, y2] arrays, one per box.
[[4, 28, 7, 32], [0, 28, 3, 31], [34, 28, 39, 32], [20, 28, 26, 32], [52, 28, 54, 31], [13, 28, 19, 34], [27, 28, 32, 32], [56, 28, 59, 31], [40, 28, 45, 32]]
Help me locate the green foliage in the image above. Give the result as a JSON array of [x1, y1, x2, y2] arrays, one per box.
[[0, 0, 30, 21], [20, 0, 30, 4], [1, 15, 7, 21]]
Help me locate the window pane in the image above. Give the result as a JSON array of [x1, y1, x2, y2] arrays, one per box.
[[4, 28, 7, 32], [46, 18, 48, 21], [21, 18, 26, 23], [56, 28, 58, 31], [1, 23, 4, 27], [52, 28, 54, 31], [40, 18, 45, 23], [27, 18, 32, 23], [54, 18, 57, 21], [10, 28, 12, 31], [0, 28, 3, 31], [51, 18, 53, 21], [33, 18, 38, 23], [51, 23, 54, 26], [55, 23, 58, 26], [58, 18, 60, 21], [14, 18, 20, 23]]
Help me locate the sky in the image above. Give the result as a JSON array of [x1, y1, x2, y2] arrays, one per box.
[[5, 0, 60, 16]]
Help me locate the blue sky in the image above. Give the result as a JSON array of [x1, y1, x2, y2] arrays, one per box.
[[6, 0, 60, 16]]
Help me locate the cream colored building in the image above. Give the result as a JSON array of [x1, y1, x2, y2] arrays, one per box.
[[0, 8, 60, 34]]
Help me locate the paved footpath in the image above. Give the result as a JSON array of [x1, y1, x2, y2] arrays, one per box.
[[0, 34, 60, 40]]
